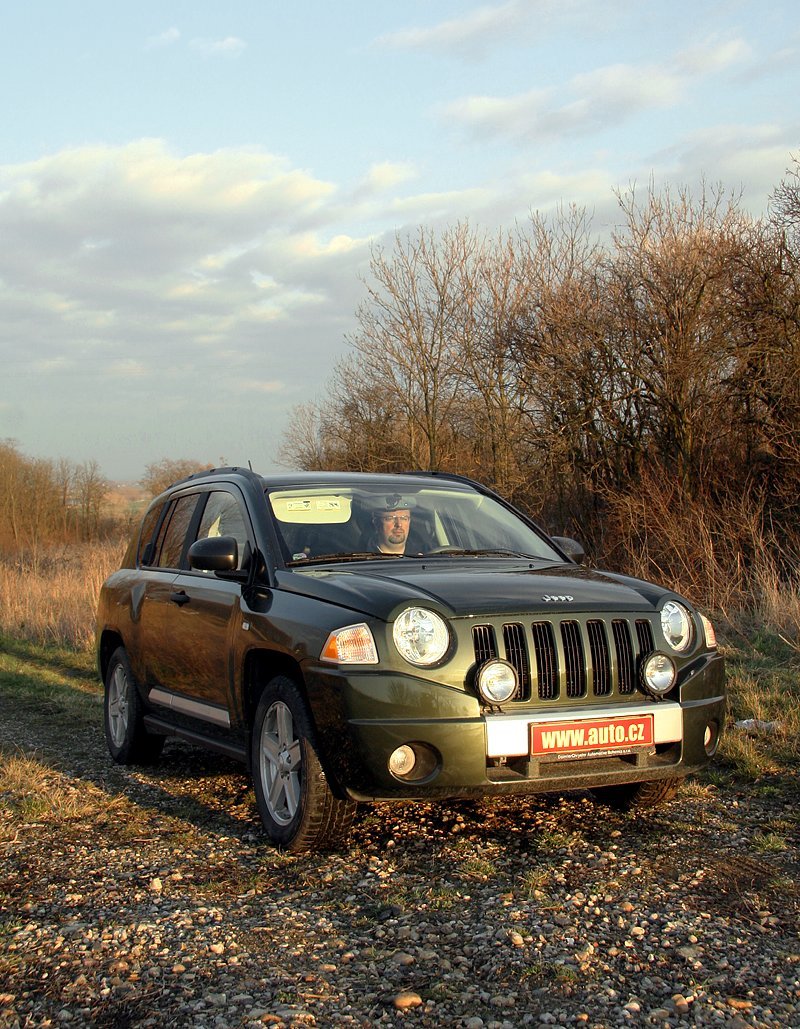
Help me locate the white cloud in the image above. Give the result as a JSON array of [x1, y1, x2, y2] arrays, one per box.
[[189, 36, 246, 57], [648, 122, 795, 213], [443, 36, 751, 142], [146, 27, 180, 49], [33, 355, 73, 373], [675, 37, 751, 77], [144, 27, 246, 58], [0, 144, 345, 346], [375, 0, 572, 58], [108, 359, 148, 379], [0, 141, 393, 476], [232, 379, 285, 394], [358, 162, 418, 195]]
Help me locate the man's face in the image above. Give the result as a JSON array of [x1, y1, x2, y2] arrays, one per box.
[[377, 509, 411, 550]]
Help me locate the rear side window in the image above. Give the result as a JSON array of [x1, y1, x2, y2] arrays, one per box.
[[155, 495, 200, 569]]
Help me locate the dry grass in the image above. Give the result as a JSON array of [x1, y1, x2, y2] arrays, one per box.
[[751, 550, 800, 653], [0, 541, 125, 651], [0, 751, 128, 839], [717, 610, 800, 778]]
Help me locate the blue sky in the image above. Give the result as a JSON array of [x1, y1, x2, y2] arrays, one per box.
[[1, 1, 798, 481]]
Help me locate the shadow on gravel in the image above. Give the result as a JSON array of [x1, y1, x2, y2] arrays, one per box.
[[1, 665, 687, 860], [0, 642, 678, 858]]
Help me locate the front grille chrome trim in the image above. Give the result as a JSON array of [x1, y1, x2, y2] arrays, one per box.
[[472, 615, 656, 707]]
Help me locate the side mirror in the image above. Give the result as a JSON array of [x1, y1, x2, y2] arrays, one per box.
[[551, 536, 585, 564], [188, 535, 238, 572]]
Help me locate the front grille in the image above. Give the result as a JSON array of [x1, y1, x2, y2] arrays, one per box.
[[561, 621, 586, 698], [531, 622, 558, 699], [588, 620, 611, 696], [472, 615, 655, 703], [502, 623, 530, 699], [472, 624, 497, 666]]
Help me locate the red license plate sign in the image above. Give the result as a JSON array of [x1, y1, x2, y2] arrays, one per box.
[[531, 714, 654, 758]]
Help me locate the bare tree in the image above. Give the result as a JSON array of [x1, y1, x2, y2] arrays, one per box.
[[446, 228, 531, 499], [74, 460, 107, 540], [347, 226, 470, 470], [278, 170, 800, 603], [606, 183, 747, 495], [140, 458, 214, 498], [771, 153, 800, 254]]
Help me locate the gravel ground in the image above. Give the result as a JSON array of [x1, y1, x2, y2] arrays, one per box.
[[1, 692, 798, 1029]]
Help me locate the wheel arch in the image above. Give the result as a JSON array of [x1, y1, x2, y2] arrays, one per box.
[[242, 648, 349, 799], [98, 629, 125, 682], [243, 648, 306, 724]]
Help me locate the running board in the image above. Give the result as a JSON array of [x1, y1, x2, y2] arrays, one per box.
[[144, 715, 247, 763]]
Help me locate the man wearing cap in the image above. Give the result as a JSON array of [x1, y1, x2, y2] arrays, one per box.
[[368, 495, 414, 555]]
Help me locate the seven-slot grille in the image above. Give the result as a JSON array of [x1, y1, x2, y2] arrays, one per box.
[[472, 617, 655, 702]]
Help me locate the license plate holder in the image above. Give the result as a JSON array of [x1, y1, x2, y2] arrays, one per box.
[[530, 714, 655, 760]]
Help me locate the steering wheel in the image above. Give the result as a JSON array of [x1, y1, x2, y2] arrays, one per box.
[[426, 545, 464, 554]]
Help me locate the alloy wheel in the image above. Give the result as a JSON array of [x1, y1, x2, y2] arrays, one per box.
[[259, 701, 303, 826], [107, 663, 130, 748]]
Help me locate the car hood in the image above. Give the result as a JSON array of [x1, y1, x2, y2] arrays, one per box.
[[276, 559, 672, 621]]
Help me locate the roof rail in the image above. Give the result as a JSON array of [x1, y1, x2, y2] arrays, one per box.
[[169, 465, 262, 489], [398, 469, 501, 497]]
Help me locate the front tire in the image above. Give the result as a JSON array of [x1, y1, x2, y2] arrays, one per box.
[[590, 777, 680, 811], [252, 676, 357, 852], [104, 647, 164, 765]]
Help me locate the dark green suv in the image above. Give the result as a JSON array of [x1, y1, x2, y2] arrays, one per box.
[[96, 468, 725, 851]]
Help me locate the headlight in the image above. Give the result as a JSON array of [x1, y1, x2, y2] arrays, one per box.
[[642, 652, 676, 696], [320, 623, 379, 664], [393, 608, 450, 666], [661, 601, 693, 652], [699, 613, 717, 649], [476, 660, 518, 704]]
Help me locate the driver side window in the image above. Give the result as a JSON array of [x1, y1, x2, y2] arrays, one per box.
[[196, 491, 250, 570]]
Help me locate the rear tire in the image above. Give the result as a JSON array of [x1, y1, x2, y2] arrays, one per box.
[[104, 647, 164, 765], [252, 676, 357, 852], [590, 777, 680, 811]]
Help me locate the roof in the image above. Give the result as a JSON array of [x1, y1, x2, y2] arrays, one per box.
[[174, 467, 484, 491]]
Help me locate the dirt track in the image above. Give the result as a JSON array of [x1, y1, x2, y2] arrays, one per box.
[[1, 672, 799, 1028]]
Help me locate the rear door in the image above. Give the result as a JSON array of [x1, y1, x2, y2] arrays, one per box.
[[137, 491, 202, 694]]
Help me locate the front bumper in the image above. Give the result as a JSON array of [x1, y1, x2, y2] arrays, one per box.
[[309, 652, 726, 802]]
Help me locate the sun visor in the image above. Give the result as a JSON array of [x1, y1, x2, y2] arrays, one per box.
[[271, 494, 352, 524]]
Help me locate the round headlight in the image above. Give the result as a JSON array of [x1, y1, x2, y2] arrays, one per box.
[[393, 607, 450, 666], [477, 660, 518, 705], [642, 652, 677, 696], [661, 601, 693, 652]]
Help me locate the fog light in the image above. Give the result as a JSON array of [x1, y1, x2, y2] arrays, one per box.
[[476, 660, 518, 704], [387, 742, 440, 782], [704, 721, 720, 756], [642, 652, 676, 696], [388, 745, 416, 777]]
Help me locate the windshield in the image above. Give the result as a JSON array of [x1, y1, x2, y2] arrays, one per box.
[[266, 481, 563, 566]]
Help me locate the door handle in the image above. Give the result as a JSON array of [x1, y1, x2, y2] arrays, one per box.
[[169, 591, 191, 606]]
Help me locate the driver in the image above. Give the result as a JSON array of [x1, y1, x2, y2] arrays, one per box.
[[367, 495, 416, 554]]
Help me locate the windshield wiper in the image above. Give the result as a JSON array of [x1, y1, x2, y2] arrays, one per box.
[[290, 552, 405, 566], [423, 548, 539, 559]]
